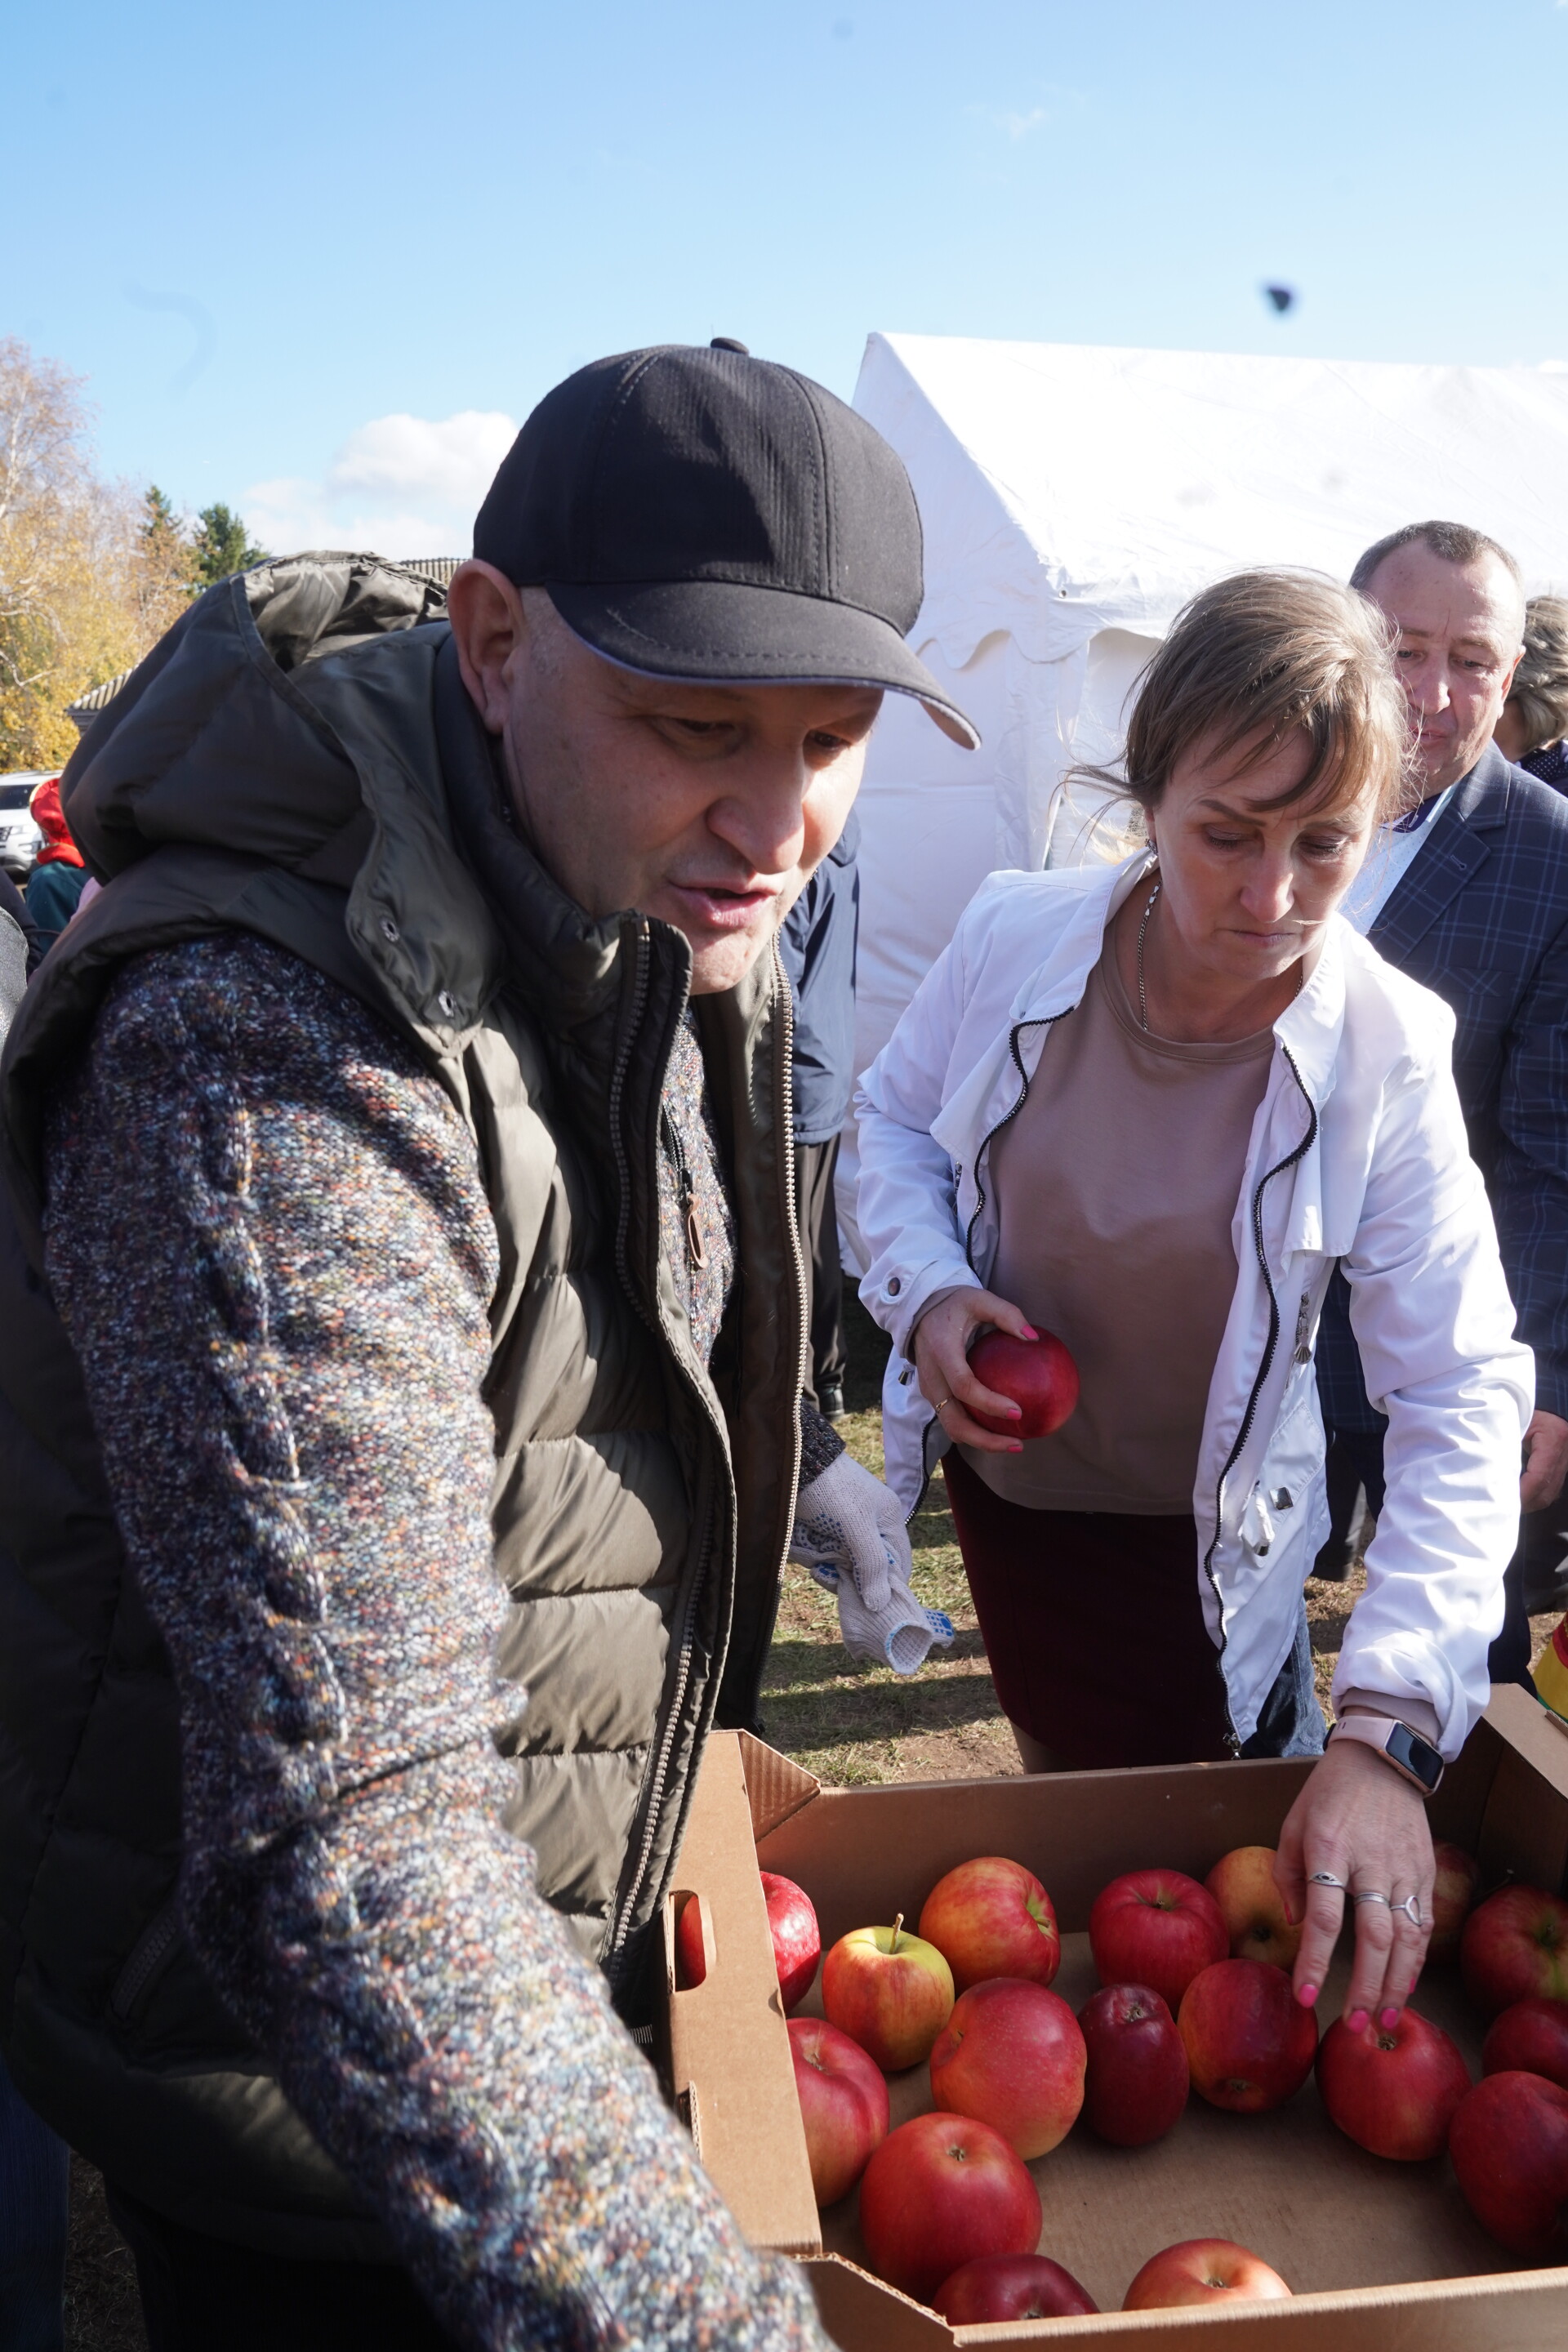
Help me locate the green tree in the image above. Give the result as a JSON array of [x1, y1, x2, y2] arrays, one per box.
[[193, 501, 267, 585]]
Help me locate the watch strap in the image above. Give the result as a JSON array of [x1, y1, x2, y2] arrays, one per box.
[[1331, 1712, 1444, 1796]]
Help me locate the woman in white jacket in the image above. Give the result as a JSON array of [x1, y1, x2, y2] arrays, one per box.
[[856, 572, 1530, 2035]]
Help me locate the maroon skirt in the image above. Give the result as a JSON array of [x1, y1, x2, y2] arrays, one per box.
[[942, 1450, 1233, 1769]]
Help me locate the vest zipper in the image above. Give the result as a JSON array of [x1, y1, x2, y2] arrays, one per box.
[[1201, 1045, 1319, 1753]]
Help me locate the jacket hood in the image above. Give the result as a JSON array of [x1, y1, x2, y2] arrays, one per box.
[[60, 556, 452, 881]]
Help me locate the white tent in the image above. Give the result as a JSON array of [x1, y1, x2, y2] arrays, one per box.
[[839, 331, 1568, 1257]]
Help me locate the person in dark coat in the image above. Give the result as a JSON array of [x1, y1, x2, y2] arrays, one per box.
[[22, 777, 89, 953], [1316, 521, 1568, 1664], [778, 807, 860, 1419]]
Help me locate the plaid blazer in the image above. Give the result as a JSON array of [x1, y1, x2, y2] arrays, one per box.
[[1319, 743, 1568, 1427]]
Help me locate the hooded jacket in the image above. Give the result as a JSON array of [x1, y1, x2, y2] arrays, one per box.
[[0, 555, 804, 2252]]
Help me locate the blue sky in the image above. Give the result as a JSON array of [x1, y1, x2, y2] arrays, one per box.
[[9, 0, 1568, 555]]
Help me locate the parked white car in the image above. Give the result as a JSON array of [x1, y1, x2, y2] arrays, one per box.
[[0, 774, 51, 879]]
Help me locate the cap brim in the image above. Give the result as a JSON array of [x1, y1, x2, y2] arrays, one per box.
[[547, 578, 979, 750]]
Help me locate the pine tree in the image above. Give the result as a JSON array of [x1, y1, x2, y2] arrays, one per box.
[[193, 501, 267, 585]]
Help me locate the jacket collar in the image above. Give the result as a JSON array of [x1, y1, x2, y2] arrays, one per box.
[[1370, 742, 1512, 964]]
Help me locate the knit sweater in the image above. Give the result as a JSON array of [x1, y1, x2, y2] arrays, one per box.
[[42, 933, 826, 2351]]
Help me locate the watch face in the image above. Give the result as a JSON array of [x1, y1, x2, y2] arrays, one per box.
[[1386, 1721, 1442, 1793]]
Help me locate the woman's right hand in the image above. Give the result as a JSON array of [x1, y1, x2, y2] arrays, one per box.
[[911, 1287, 1040, 1453]]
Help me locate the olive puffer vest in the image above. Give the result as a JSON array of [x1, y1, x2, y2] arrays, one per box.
[[0, 557, 804, 2254]]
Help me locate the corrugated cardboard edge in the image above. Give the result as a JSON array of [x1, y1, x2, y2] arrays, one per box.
[[1484, 1682, 1568, 1798], [738, 1728, 822, 1842]]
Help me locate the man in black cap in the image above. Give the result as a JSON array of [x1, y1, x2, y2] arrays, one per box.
[[0, 345, 973, 2348]]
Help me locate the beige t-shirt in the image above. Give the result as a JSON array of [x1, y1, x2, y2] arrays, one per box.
[[964, 941, 1275, 1514]]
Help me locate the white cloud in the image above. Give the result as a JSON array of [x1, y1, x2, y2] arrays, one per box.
[[969, 87, 1087, 140], [244, 408, 517, 560]]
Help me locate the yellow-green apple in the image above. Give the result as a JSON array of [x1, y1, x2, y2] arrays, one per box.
[[1461, 1886, 1568, 2016], [1450, 2071, 1568, 2258], [822, 1914, 955, 2071], [1178, 1958, 1317, 2112], [1204, 1846, 1302, 1970], [934, 2254, 1098, 2322], [786, 2017, 889, 2206], [967, 1329, 1079, 1438], [1316, 2007, 1471, 2159], [929, 1978, 1086, 2158], [1123, 2239, 1291, 2310], [918, 1856, 1060, 1991], [858, 2112, 1042, 2303], [1078, 1983, 1188, 2146], [1089, 1869, 1228, 2014], [1482, 1997, 1568, 2090], [1427, 1840, 1481, 1963]]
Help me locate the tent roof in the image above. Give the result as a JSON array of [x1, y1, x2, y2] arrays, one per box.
[[855, 333, 1568, 670]]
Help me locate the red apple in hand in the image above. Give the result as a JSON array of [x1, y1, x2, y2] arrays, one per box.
[[1316, 2007, 1471, 2160], [967, 1329, 1079, 1438], [1461, 1886, 1568, 2016], [787, 2017, 889, 2207], [1178, 1958, 1316, 2112], [919, 1856, 1060, 1990], [858, 2112, 1042, 2304], [1124, 2239, 1291, 2311], [1079, 1983, 1189, 2146], [1483, 1997, 1568, 2090], [1450, 2071, 1568, 2259], [1427, 1840, 1481, 1963], [822, 1914, 955, 2071], [1205, 1846, 1302, 1970], [929, 1978, 1086, 2158], [934, 2254, 1098, 2322], [1089, 1869, 1228, 2015]]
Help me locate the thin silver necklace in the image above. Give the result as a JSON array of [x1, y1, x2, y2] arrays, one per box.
[[1135, 877, 1161, 1032]]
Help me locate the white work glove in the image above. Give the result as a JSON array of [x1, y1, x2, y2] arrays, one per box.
[[790, 1451, 954, 1677]]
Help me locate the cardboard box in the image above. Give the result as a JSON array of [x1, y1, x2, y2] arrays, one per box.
[[659, 1686, 1568, 2347]]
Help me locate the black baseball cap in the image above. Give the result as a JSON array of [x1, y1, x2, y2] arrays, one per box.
[[471, 341, 978, 748]]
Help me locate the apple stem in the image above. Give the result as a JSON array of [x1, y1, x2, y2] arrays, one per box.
[[890, 1912, 904, 1953]]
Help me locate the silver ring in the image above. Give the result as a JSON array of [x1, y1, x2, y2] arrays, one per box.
[[1394, 1895, 1423, 1927], [1352, 1891, 1392, 1907], [1308, 1872, 1348, 1890]]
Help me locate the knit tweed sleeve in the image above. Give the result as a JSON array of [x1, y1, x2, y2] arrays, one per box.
[[42, 934, 827, 2352]]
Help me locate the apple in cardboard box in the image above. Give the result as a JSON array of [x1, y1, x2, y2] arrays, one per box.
[[929, 1977, 1086, 2158], [822, 1914, 954, 2072], [675, 1873, 820, 2011], [1204, 1845, 1302, 1970], [1482, 1996, 1568, 2091], [966, 1329, 1079, 1439], [1316, 2007, 1471, 2160], [1461, 1884, 1568, 2016], [786, 2017, 889, 2207], [1178, 1958, 1317, 2113], [1123, 2239, 1292, 2311], [918, 1855, 1060, 1991], [1078, 1982, 1189, 2146], [858, 2111, 1043, 2305], [1450, 2069, 1568, 2260], [1089, 1869, 1229, 2015], [934, 2252, 1098, 2323], [1427, 1839, 1481, 1963]]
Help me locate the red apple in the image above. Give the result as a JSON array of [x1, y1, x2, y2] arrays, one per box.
[[760, 1873, 821, 2011], [1482, 1997, 1568, 2090], [1204, 1845, 1302, 1971], [786, 2017, 889, 2207], [1089, 1869, 1229, 2016], [1316, 2007, 1471, 2160], [1124, 2239, 1292, 2310], [934, 2254, 1098, 2323], [929, 1977, 1086, 2158], [1178, 1958, 1317, 2113], [918, 1856, 1060, 1992], [967, 1329, 1079, 1439], [858, 2112, 1042, 2304], [675, 1893, 710, 1989], [822, 1914, 954, 2071], [1450, 2070, 1568, 2259], [1078, 1983, 1189, 2146], [1461, 1884, 1568, 2016], [1427, 1840, 1481, 1964]]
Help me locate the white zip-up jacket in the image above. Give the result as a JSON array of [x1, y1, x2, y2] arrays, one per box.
[[855, 854, 1532, 1758]]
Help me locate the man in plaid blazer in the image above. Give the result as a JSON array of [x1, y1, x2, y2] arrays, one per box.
[[1316, 520, 1568, 1682]]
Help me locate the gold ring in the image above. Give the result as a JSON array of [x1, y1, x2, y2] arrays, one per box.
[[934, 1396, 951, 1415]]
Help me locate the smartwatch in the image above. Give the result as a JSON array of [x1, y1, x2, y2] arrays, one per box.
[[1331, 1713, 1444, 1797]]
